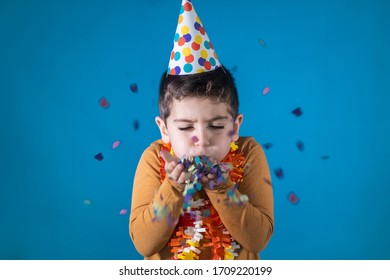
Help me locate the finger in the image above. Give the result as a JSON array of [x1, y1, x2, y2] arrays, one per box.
[[177, 171, 187, 184], [170, 163, 184, 181], [160, 150, 178, 163]]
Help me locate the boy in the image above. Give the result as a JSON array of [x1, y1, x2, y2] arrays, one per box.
[[129, 0, 274, 260]]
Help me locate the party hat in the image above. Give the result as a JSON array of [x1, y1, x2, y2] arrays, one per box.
[[167, 0, 221, 75]]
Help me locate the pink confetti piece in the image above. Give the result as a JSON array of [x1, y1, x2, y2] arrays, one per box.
[[262, 87, 270, 95], [129, 83, 138, 93], [112, 140, 121, 149], [98, 97, 110, 109], [191, 135, 199, 142], [84, 199, 92, 205], [274, 168, 284, 179], [296, 140, 304, 151], [263, 143, 273, 150], [291, 107, 303, 117], [287, 191, 299, 205], [94, 152, 104, 161], [119, 209, 128, 215]]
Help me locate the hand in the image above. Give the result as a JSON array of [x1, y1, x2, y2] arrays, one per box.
[[160, 150, 187, 188]]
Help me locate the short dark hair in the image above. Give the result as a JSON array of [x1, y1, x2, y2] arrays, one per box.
[[158, 66, 239, 122]]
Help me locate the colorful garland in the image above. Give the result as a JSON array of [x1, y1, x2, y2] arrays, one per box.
[[155, 142, 248, 260]]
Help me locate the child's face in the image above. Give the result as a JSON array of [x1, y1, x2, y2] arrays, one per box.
[[156, 97, 243, 162]]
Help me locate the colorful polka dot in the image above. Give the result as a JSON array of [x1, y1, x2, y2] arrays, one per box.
[[200, 50, 208, 59], [184, 63, 193, 73], [174, 33, 180, 42], [174, 52, 181, 61], [191, 42, 200, 50], [181, 25, 189, 35], [194, 35, 203, 44], [199, 26, 205, 35], [183, 33, 192, 42], [170, 51, 175, 60], [204, 41, 210, 49], [194, 22, 201, 31], [182, 47, 191, 56], [185, 54, 194, 63], [198, 57, 205, 66], [209, 57, 216, 66], [178, 15, 183, 24], [178, 37, 186, 46], [184, 2, 192, 12], [174, 66, 181, 75], [204, 61, 212, 70]]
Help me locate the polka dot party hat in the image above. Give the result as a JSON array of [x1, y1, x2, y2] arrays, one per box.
[[168, 0, 221, 75]]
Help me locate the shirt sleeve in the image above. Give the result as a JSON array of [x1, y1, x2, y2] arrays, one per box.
[[204, 137, 274, 254], [129, 142, 184, 257]]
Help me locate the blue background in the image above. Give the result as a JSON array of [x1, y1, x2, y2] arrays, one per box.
[[1, 0, 389, 260]]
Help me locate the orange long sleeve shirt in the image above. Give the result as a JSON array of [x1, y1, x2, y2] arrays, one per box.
[[129, 137, 274, 259]]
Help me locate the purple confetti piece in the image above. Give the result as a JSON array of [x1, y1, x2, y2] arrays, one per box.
[[262, 87, 270, 95], [112, 140, 121, 149], [228, 130, 235, 137], [98, 97, 110, 109], [287, 191, 299, 205], [119, 209, 128, 215], [94, 152, 104, 161], [191, 135, 199, 142], [292, 107, 303, 117], [133, 120, 140, 130], [274, 168, 284, 179], [129, 83, 138, 93], [296, 140, 304, 151], [263, 143, 273, 150]]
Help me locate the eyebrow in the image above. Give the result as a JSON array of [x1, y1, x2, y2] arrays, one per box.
[[173, 116, 229, 123]]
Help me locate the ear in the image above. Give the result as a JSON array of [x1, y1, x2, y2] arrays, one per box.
[[155, 116, 170, 143], [231, 114, 244, 142]]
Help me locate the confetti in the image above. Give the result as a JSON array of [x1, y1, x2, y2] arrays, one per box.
[[262, 143, 273, 150], [98, 97, 110, 109], [119, 209, 128, 215], [296, 140, 304, 151], [84, 199, 92, 205], [320, 155, 330, 160], [258, 38, 267, 47], [191, 136, 199, 142], [112, 140, 121, 149], [287, 191, 299, 205], [231, 65, 238, 73], [291, 107, 303, 117], [228, 130, 235, 137], [262, 87, 270, 95], [274, 168, 284, 179], [94, 152, 104, 161], [133, 120, 140, 130], [129, 83, 138, 93]]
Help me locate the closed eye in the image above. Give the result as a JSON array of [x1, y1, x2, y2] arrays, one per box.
[[209, 125, 225, 130], [178, 127, 194, 131]]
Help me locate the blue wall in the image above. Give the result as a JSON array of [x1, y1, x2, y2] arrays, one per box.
[[1, 0, 389, 259]]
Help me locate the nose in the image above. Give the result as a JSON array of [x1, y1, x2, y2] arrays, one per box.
[[194, 127, 210, 147]]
